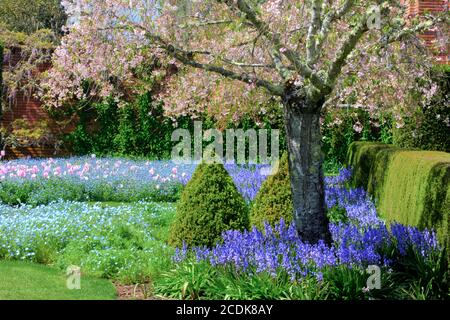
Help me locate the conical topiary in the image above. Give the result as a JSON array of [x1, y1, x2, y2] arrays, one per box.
[[169, 162, 249, 247], [250, 153, 293, 229]]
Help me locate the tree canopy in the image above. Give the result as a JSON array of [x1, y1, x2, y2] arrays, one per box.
[[40, 0, 447, 125]]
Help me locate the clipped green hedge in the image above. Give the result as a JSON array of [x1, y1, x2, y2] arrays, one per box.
[[168, 162, 249, 248], [347, 142, 450, 256]]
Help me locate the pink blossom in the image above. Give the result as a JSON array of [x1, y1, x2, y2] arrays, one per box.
[[353, 121, 363, 134], [17, 170, 27, 178]]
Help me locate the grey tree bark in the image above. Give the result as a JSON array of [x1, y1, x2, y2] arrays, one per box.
[[283, 92, 332, 244]]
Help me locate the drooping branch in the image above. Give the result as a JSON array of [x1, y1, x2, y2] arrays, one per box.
[[147, 33, 284, 96]]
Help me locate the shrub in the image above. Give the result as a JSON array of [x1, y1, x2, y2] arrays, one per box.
[[250, 153, 293, 229], [65, 94, 189, 158], [63, 94, 288, 159], [322, 107, 393, 165], [168, 162, 249, 247], [393, 65, 450, 153], [347, 142, 450, 261]]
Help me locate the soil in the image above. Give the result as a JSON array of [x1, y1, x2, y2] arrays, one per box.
[[114, 282, 170, 300]]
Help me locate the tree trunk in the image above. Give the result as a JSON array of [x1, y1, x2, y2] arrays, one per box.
[[283, 96, 332, 244]]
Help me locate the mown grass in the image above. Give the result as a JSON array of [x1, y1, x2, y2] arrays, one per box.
[[0, 260, 116, 300]]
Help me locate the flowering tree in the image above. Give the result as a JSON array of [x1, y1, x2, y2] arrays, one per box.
[[42, 0, 446, 243]]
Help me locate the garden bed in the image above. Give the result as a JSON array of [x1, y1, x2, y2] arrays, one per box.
[[0, 156, 448, 300]]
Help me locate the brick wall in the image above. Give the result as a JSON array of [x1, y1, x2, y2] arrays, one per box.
[[1, 47, 74, 159], [403, 0, 450, 64]]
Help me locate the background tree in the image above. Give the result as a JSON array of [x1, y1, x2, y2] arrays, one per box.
[[0, 0, 67, 111], [0, 0, 67, 36], [42, 0, 447, 243]]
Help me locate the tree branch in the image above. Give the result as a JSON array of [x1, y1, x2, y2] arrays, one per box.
[[218, 0, 328, 92], [150, 36, 284, 96], [179, 19, 235, 29], [306, 0, 323, 64], [221, 57, 274, 68], [325, 16, 369, 92], [312, 0, 355, 65]]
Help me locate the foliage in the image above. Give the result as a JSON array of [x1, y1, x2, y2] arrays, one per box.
[[0, 0, 66, 35], [386, 237, 449, 300], [0, 157, 271, 205], [347, 142, 450, 261], [393, 65, 450, 153], [1, 165, 448, 299], [0, 201, 176, 284], [1, 119, 59, 148], [250, 153, 293, 229], [0, 26, 56, 108], [0, 260, 116, 300], [65, 94, 192, 158], [169, 162, 249, 248], [62, 93, 287, 160], [42, 0, 445, 244], [153, 259, 330, 300], [322, 108, 394, 164], [156, 169, 448, 299]]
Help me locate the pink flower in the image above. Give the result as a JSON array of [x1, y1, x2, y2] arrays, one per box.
[[353, 121, 363, 134], [17, 170, 26, 178], [149, 168, 155, 175], [172, 167, 178, 174]]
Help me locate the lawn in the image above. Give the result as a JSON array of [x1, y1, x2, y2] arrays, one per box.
[[0, 260, 116, 300]]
